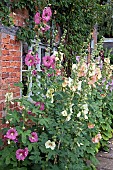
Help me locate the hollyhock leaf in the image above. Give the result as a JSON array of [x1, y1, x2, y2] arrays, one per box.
[[22, 133, 27, 144]]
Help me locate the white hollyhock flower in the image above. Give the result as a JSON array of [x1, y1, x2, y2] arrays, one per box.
[[45, 140, 56, 150], [77, 81, 82, 91], [61, 110, 67, 116], [66, 113, 72, 121], [77, 112, 81, 118], [72, 64, 77, 71], [5, 92, 14, 104]]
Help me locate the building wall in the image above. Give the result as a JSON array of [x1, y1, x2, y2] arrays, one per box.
[[0, 8, 29, 128]]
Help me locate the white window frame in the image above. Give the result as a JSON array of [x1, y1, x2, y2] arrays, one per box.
[[21, 42, 50, 97]]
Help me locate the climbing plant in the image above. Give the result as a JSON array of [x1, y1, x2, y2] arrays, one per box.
[[0, 0, 113, 50]]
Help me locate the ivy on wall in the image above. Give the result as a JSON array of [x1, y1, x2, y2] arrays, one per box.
[[0, 0, 113, 51]]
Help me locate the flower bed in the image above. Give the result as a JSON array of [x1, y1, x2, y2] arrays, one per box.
[[0, 7, 113, 170]]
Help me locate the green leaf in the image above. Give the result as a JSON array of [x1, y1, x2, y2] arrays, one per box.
[[14, 82, 23, 88]]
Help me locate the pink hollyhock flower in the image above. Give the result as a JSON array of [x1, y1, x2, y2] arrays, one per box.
[[41, 24, 50, 33], [35, 54, 40, 65], [35, 102, 45, 111], [29, 132, 38, 143], [48, 73, 54, 77], [42, 56, 54, 68], [25, 53, 35, 66], [32, 70, 37, 76], [27, 111, 32, 115], [5, 128, 18, 140], [34, 12, 41, 24], [51, 55, 55, 69], [42, 7, 52, 22], [16, 147, 28, 161]]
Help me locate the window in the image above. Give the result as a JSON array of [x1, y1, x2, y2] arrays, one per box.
[[21, 42, 49, 97]]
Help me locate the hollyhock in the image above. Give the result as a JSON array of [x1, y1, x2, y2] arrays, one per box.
[[29, 132, 38, 143], [76, 56, 80, 62], [5, 128, 18, 140], [61, 110, 67, 117], [35, 54, 40, 65], [88, 123, 95, 129], [42, 56, 53, 68], [45, 140, 56, 150], [41, 24, 50, 33], [88, 75, 97, 86], [34, 12, 41, 24], [92, 133, 102, 143], [27, 111, 32, 115], [32, 70, 37, 76], [35, 102, 45, 111], [16, 148, 28, 161], [55, 69, 61, 76], [42, 7, 52, 22], [51, 55, 55, 69], [66, 114, 72, 121], [25, 53, 35, 66]]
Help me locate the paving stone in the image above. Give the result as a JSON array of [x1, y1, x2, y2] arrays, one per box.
[[96, 138, 113, 170], [96, 157, 113, 170]]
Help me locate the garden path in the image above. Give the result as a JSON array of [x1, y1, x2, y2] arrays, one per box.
[[96, 138, 113, 170]]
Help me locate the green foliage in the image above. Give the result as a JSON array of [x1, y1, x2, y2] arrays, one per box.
[[1, 3, 113, 170]]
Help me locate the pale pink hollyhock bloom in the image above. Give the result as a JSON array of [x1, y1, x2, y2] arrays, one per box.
[[16, 147, 28, 161], [78, 63, 87, 77], [25, 53, 35, 66], [42, 7, 52, 22], [5, 128, 18, 140], [42, 56, 54, 68], [29, 132, 38, 143], [56, 69, 61, 76], [88, 75, 97, 85], [88, 123, 95, 129], [34, 12, 41, 24], [35, 102, 45, 111], [92, 133, 102, 143]]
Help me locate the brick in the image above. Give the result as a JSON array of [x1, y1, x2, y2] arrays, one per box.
[[16, 72, 20, 77], [0, 103, 4, 111], [2, 38, 10, 43], [13, 57, 21, 61], [10, 39, 15, 44], [13, 45, 20, 51], [10, 61, 16, 67], [1, 61, 10, 67], [10, 73, 16, 77], [2, 50, 9, 55], [2, 73, 9, 79], [4, 44, 13, 50], [2, 56, 12, 61]]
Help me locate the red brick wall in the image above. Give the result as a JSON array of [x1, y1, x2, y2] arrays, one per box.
[[0, 8, 29, 127], [0, 29, 21, 117]]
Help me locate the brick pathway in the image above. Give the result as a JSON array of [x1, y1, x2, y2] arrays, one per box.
[[96, 139, 113, 170]]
